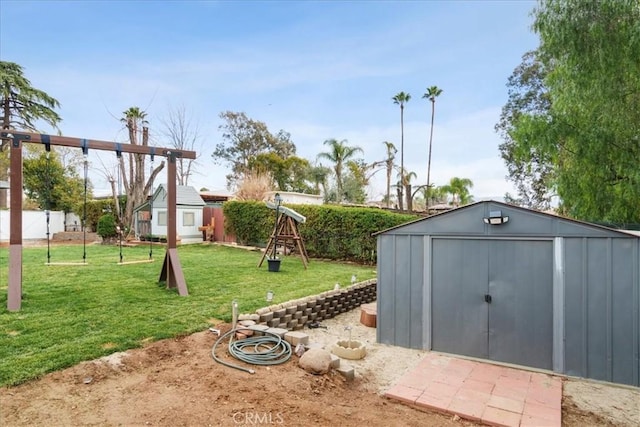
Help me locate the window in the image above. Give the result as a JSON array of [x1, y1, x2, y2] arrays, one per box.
[[183, 211, 195, 227], [157, 211, 167, 226]]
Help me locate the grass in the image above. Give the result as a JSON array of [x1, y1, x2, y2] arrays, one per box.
[[0, 243, 376, 387]]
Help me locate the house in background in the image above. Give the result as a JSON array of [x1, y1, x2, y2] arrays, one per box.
[[264, 191, 323, 205], [134, 185, 205, 244]]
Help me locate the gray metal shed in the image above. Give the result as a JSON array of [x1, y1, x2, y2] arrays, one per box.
[[375, 200, 639, 386]]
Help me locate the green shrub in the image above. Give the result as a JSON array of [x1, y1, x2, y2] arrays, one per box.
[[97, 213, 118, 240], [84, 199, 116, 232], [223, 201, 418, 264]]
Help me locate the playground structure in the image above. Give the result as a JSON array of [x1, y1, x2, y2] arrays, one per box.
[[258, 201, 309, 269], [1, 130, 196, 311]]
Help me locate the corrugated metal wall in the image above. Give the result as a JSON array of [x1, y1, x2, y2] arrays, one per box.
[[563, 237, 639, 385], [376, 201, 640, 386]]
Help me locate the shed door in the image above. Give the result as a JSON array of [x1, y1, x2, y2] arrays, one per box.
[[432, 239, 553, 370]]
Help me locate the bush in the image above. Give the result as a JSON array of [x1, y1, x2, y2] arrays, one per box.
[[223, 201, 419, 264], [97, 213, 118, 241], [84, 199, 116, 232]]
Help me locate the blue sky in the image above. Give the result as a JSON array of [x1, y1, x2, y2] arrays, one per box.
[[1, 0, 539, 200]]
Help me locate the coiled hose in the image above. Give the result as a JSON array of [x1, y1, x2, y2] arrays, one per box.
[[211, 328, 292, 374]]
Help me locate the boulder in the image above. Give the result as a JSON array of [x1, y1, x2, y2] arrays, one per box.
[[299, 348, 332, 375]]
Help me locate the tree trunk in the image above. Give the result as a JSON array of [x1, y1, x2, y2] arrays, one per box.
[[405, 184, 413, 213], [396, 187, 403, 211], [426, 100, 436, 211]]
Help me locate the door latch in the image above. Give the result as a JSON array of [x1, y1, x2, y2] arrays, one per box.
[[484, 294, 492, 303]]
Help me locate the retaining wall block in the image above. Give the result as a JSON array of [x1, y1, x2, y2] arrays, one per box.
[[268, 319, 280, 328], [259, 312, 274, 323], [266, 327, 288, 338], [284, 331, 309, 346], [286, 319, 298, 330], [336, 364, 355, 382]]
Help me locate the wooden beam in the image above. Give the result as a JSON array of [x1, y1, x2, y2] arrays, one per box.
[[1, 130, 196, 159]]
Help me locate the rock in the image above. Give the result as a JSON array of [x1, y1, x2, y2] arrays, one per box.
[[238, 320, 256, 326], [294, 343, 306, 357], [299, 348, 332, 375]]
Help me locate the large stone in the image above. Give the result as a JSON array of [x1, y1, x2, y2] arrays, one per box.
[[299, 348, 332, 375]]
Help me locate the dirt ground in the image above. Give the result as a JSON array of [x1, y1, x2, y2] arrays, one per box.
[[1, 309, 638, 426]]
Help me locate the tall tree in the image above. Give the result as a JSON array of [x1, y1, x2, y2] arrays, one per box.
[[422, 86, 443, 210], [402, 170, 418, 213], [116, 107, 165, 236], [213, 111, 295, 189], [249, 152, 312, 193], [392, 92, 411, 210], [316, 138, 363, 203], [344, 159, 383, 203], [23, 149, 89, 214], [441, 177, 474, 207], [160, 105, 201, 186], [382, 141, 397, 208], [528, 0, 640, 223], [309, 163, 331, 198], [496, 50, 554, 210], [0, 61, 62, 208]]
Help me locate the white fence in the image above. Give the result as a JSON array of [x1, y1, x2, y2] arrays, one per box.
[[0, 210, 80, 242]]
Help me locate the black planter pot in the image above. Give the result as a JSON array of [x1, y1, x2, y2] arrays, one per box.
[[267, 258, 281, 272]]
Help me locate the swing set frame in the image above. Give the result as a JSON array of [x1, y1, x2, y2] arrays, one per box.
[[2, 130, 197, 311]]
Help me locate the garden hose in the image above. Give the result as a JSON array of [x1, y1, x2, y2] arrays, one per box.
[[211, 328, 292, 374]]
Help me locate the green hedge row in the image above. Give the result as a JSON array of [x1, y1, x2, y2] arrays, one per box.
[[223, 201, 418, 264]]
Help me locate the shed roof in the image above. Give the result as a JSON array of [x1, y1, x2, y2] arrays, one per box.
[[375, 200, 638, 238]]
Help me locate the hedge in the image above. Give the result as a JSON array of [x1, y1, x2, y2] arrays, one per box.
[[223, 201, 418, 264]]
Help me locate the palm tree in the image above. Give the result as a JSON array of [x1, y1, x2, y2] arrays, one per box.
[[317, 138, 363, 203], [441, 177, 473, 207], [422, 185, 447, 208], [392, 91, 411, 210], [116, 107, 165, 236], [309, 163, 331, 198], [393, 167, 416, 212], [402, 170, 418, 213], [422, 86, 443, 210], [1, 61, 61, 208], [382, 141, 396, 208]]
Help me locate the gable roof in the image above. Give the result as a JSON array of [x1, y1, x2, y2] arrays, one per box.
[[134, 185, 205, 212], [374, 200, 638, 238]]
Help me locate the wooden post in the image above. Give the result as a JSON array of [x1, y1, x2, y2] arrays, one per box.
[[7, 133, 27, 311], [159, 152, 188, 296]]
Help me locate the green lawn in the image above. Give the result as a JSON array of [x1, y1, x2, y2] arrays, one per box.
[[0, 243, 376, 387]]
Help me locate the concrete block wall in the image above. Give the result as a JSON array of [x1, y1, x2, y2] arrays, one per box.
[[254, 279, 377, 331]]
